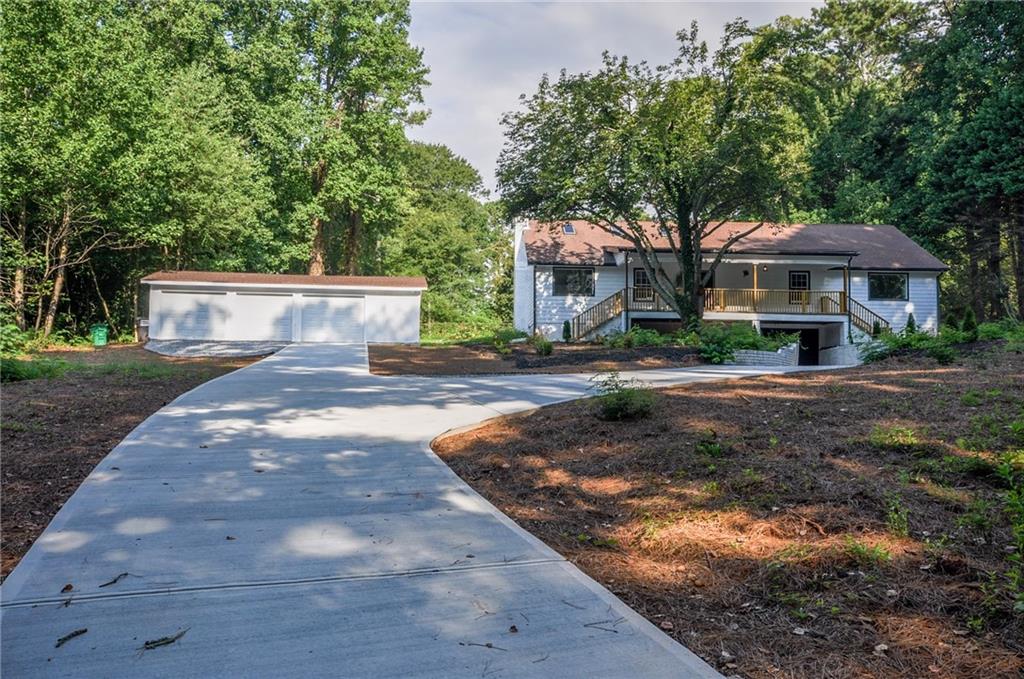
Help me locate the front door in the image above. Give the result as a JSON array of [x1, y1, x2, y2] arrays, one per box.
[[798, 328, 819, 365]]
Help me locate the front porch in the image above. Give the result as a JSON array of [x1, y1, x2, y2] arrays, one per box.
[[628, 287, 848, 315]]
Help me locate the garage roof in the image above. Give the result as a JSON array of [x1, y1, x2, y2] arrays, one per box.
[[524, 220, 948, 271], [142, 271, 428, 290]]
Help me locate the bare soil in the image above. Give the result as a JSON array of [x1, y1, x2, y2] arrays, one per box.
[[369, 342, 701, 375], [434, 347, 1024, 678], [1, 344, 256, 579]]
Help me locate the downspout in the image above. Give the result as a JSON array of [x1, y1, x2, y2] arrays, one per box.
[[532, 267, 537, 335], [936, 270, 943, 332], [845, 256, 853, 343]]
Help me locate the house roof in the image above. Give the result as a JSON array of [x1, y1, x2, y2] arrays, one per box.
[[523, 220, 948, 271], [141, 271, 428, 290]]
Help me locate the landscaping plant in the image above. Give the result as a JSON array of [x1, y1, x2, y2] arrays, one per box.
[[589, 371, 655, 421]]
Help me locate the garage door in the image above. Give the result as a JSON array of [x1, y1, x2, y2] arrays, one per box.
[[153, 290, 230, 340], [300, 295, 365, 343], [229, 292, 293, 341]]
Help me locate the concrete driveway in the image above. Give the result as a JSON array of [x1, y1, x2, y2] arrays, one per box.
[[2, 344, 815, 678]]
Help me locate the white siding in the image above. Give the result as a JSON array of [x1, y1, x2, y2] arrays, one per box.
[[365, 293, 420, 343], [535, 265, 626, 339], [849, 272, 939, 333], [513, 219, 535, 333]]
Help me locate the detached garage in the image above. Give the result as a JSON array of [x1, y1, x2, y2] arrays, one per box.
[[141, 272, 427, 344]]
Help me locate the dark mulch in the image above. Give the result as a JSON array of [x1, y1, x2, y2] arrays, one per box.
[[1, 344, 255, 579], [369, 342, 701, 375], [434, 347, 1024, 678]]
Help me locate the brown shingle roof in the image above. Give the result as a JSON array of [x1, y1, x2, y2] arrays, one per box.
[[141, 271, 428, 289], [524, 220, 947, 271]]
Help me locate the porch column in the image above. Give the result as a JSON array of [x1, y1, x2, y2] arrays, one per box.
[[752, 264, 759, 312]]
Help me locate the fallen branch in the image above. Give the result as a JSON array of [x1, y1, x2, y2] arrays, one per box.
[[55, 628, 87, 648], [140, 628, 189, 651]]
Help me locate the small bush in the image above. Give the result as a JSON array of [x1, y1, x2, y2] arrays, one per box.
[[904, 313, 917, 334], [927, 343, 958, 364], [960, 307, 978, 342], [562, 321, 572, 343], [533, 336, 553, 356], [1, 358, 70, 382], [0, 324, 30, 356], [589, 371, 656, 421]]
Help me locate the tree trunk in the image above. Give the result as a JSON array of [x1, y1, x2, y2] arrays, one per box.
[[307, 159, 328, 276], [308, 216, 327, 276], [43, 237, 69, 338], [11, 201, 28, 329], [342, 209, 363, 275], [965, 224, 984, 319], [89, 263, 118, 336], [1010, 198, 1024, 320]]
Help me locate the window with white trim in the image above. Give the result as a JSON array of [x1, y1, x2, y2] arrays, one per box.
[[788, 270, 810, 304], [552, 267, 595, 296], [633, 268, 652, 300]]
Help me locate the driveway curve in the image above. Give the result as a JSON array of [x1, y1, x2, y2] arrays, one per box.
[[2, 344, 817, 678]]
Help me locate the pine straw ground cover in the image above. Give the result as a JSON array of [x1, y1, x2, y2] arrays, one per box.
[[433, 346, 1024, 678]]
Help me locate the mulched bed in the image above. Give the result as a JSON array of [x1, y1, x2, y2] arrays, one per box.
[[434, 346, 1024, 678], [369, 342, 701, 375], [1, 344, 255, 579]]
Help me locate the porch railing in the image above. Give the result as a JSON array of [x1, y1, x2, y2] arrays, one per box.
[[703, 288, 847, 314], [627, 287, 848, 315], [570, 289, 625, 340]]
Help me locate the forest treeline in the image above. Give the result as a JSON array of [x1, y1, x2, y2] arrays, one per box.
[[1, 0, 1021, 340], [1, 0, 509, 338]]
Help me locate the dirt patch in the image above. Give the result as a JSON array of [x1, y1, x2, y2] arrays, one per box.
[[1, 344, 256, 579], [369, 342, 701, 375], [434, 347, 1024, 678]]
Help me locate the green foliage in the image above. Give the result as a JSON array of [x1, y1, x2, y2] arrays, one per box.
[[562, 321, 572, 343], [960, 308, 978, 342], [0, 324, 30, 356], [498, 20, 813, 326], [869, 424, 920, 452], [995, 454, 1024, 613], [904, 313, 917, 334], [589, 372, 656, 421], [885, 494, 909, 537], [843, 536, 891, 567], [1, 358, 70, 382], [530, 334, 553, 356], [603, 327, 669, 349]]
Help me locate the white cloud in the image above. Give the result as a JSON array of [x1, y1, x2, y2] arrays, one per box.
[[408, 1, 819, 193]]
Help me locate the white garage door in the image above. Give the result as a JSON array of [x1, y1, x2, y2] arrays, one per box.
[[229, 292, 293, 341], [300, 295, 365, 343], [153, 290, 230, 340]]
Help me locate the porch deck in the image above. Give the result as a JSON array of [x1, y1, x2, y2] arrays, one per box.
[[628, 288, 847, 315]]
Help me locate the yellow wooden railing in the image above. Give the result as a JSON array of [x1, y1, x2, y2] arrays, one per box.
[[848, 297, 890, 335]]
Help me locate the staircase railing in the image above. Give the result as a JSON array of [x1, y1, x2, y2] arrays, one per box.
[[848, 297, 890, 335], [570, 290, 624, 340]]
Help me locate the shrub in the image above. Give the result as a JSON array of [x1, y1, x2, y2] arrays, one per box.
[[1, 358, 70, 382], [589, 371, 656, 421], [0, 324, 30, 356], [562, 320, 572, 343], [603, 327, 668, 349], [904, 313, 917, 334], [927, 343, 958, 364], [533, 336, 553, 356], [960, 307, 978, 341], [871, 319, 882, 337]]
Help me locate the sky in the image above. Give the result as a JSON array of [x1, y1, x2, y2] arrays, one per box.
[[407, 1, 820, 194]]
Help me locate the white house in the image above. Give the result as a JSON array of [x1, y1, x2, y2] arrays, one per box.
[[513, 220, 947, 365], [142, 271, 426, 343]]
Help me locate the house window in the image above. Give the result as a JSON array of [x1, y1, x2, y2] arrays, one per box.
[[633, 268, 653, 300], [561, 223, 575, 235], [868, 272, 908, 301], [553, 267, 595, 296], [788, 270, 810, 304]]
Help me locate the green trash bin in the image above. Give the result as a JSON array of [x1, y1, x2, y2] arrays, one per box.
[[90, 323, 109, 347]]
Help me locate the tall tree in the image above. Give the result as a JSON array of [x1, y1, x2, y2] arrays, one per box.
[[300, 0, 428, 276], [498, 21, 812, 327]]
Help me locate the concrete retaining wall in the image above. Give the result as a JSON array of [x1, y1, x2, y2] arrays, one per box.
[[819, 343, 862, 366], [728, 343, 799, 366]]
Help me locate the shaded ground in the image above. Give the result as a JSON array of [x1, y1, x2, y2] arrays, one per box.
[[1, 344, 256, 579], [434, 347, 1024, 678], [370, 342, 701, 375]]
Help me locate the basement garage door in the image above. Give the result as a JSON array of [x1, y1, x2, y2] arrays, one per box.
[[300, 295, 365, 343]]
